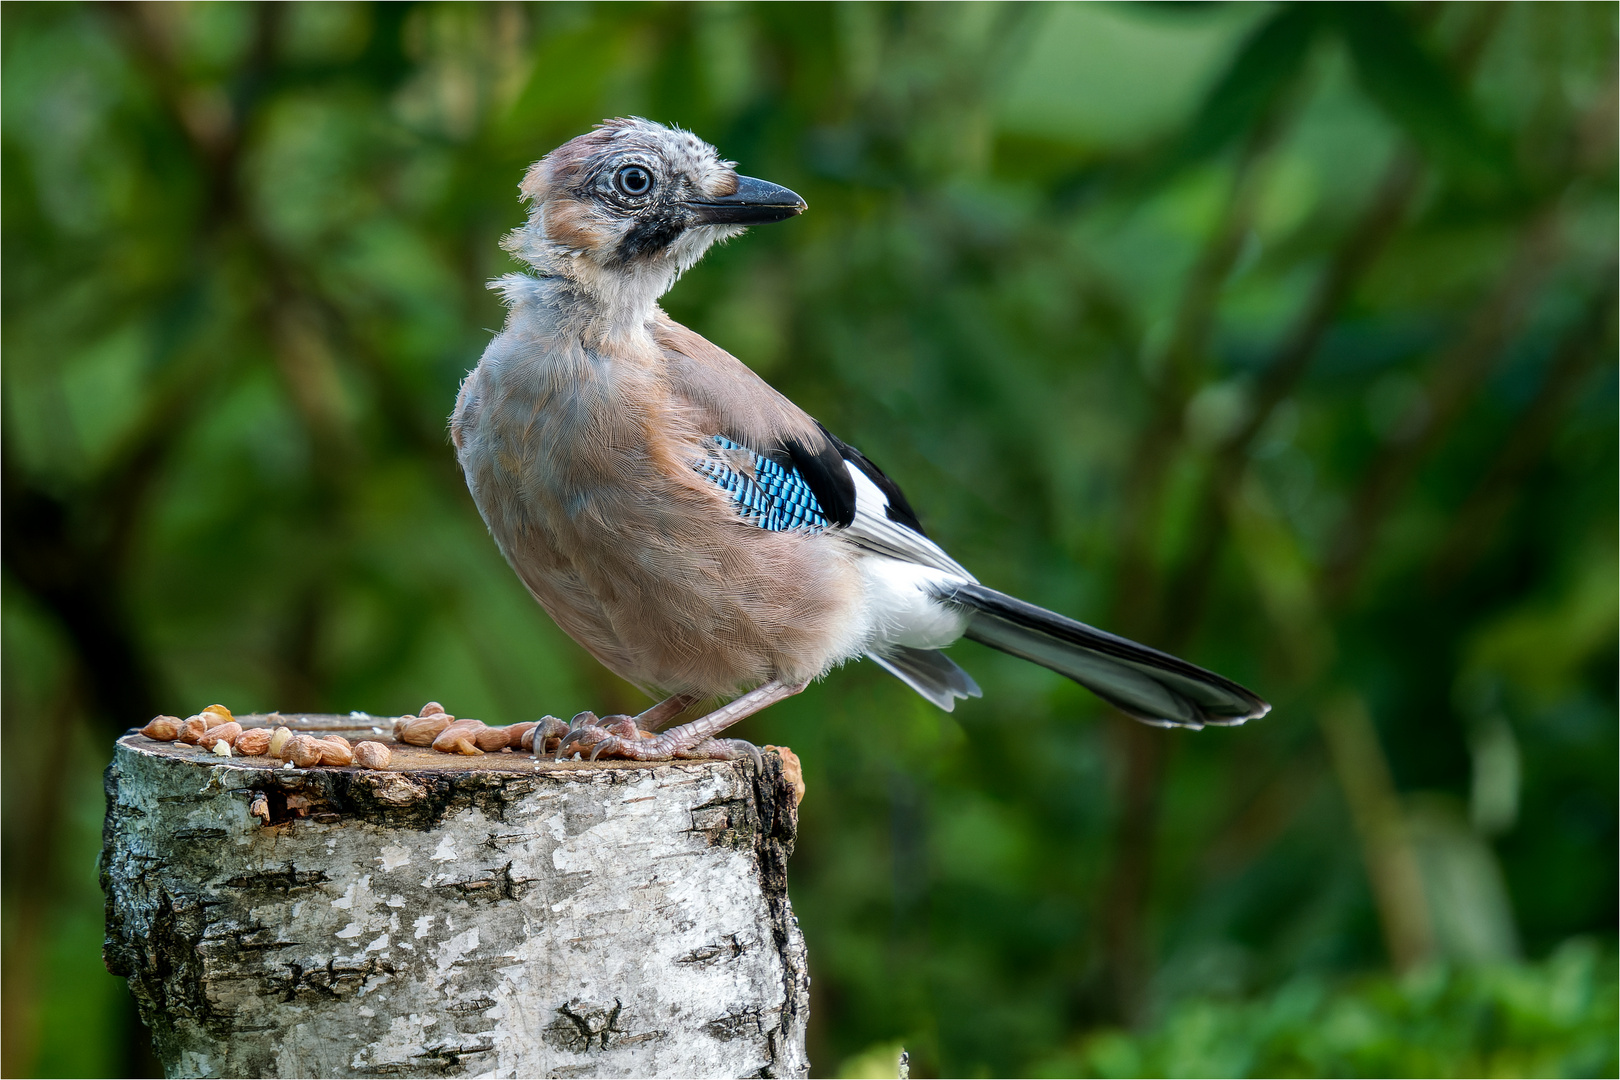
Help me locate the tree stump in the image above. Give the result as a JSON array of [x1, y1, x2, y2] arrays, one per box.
[[101, 713, 810, 1079]]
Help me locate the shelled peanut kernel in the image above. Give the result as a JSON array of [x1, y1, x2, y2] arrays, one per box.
[[139, 716, 181, 741], [432, 719, 485, 755], [473, 724, 517, 752], [198, 722, 242, 751], [267, 726, 294, 758], [316, 738, 353, 767], [396, 713, 452, 746], [286, 734, 323, 768], [235, 728, 272, 756]]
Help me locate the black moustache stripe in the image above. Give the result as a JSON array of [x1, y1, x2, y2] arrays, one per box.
[[616, 213, 686, 262]]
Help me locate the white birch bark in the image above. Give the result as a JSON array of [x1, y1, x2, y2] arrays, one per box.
[[101, 715, 810, 1079]]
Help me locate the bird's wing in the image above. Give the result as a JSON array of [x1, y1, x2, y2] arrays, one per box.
[[654, 313, 972, 579], [821, 428, 975, 580]]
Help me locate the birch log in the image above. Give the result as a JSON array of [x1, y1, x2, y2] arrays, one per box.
[[101, 714, 810, 1079]]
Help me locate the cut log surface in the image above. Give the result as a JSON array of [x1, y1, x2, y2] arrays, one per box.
[[101, 714, 809, 1079]]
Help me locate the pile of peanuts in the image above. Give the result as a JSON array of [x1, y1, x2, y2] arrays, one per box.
[[393, 702, 570, 757], [136, 705, 392, 770]]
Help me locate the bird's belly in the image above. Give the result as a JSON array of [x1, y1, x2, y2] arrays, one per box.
[[858, 556, 972, 651], [490, 484, 869, 695]]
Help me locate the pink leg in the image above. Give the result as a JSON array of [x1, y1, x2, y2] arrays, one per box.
[[558, 680, 808, 762], [635, 693, 699, 731]]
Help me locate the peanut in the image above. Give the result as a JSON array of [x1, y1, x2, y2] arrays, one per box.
[[353, 742, 392, 770], [287, 734, 323, 768], [396, 714, 452, 746], [235, 728, 272, 756], [201, 704, 234, 725], [178, 716, 207, 744], [267, 726, 294, 758], [316, 737, 353, 767], [432, 719, 485, 755], [198, 722, 243, 751], [472, 723, 514, 752], [139, 716, 181, 741], [419, 701, 447, 716]]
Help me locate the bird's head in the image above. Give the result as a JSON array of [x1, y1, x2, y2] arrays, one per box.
[[503, 118, 804, 325]]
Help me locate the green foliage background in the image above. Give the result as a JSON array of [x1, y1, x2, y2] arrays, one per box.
[[2, 3, 1615, 1076]]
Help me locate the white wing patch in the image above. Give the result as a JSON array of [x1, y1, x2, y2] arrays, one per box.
[[840, 464, 977, 580]]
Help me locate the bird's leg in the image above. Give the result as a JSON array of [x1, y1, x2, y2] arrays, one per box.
[[557, 680, 808, 762], [634, 692, 699, 731]]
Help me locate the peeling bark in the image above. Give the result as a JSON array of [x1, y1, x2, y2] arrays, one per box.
[[101, 715, 809, 1079]]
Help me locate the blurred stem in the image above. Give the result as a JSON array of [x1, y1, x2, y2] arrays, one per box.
[[1163, 147, 1424, 628], [1226, 479, 1438, 972], [1427, 269, 1618, 587], [1165, 0, 1503, 625], [1111, 102, 1294, 643], [105, 2, 464, 715], [1322, 209, 1561, 604], [1317, 693, 1435, 972], [1099, 94, 1299, 1025], [0, 682, 74, 1077]]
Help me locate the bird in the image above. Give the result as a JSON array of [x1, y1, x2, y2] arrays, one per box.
[[451, 118, 1268, 762]]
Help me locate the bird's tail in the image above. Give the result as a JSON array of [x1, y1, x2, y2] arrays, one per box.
[[936, 582, 1269, 729]]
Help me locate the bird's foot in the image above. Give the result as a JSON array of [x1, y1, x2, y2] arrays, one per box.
[[556, 681, 808, 764], [556, 711, 665, 761], [678, 737, 764, 770], [553, 721, 761, 767]]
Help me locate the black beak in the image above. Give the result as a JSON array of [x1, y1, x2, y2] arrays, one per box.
[[687, 175, 806, 225]]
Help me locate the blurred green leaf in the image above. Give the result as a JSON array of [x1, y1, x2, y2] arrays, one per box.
[[1157, 3, 1323, 176], [1039, 940, 1618, 1078], [1334, 2, 1507, 180]]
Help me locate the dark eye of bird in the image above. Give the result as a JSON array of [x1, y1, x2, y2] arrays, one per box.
[[615, 165, 652, 198]]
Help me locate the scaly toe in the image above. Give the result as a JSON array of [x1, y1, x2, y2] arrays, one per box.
[[598, 714, 642, 740], [679, 737, 763, 770], [588, 735, 625, 762], [557, 723, 610, 761]]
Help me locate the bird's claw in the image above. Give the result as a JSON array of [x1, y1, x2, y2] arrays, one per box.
[[523, 715, 572, 756], [556, 713, 658, 761]]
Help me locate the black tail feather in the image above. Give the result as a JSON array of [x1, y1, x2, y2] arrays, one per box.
[[937, 583, 1269, 729]]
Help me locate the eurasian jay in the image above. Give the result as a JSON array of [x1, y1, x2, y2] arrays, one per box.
[[451, 118, 1268, 761]]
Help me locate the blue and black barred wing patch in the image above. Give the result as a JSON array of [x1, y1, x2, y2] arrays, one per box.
[[692, 435, 830, 533]]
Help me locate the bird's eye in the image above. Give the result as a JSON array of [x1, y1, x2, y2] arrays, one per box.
[[615, 165, 653, 197]]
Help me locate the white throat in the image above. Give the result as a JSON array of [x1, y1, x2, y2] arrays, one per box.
[[505, 219, 736, 349]]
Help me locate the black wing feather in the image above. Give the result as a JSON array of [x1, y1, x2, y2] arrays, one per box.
[[818, 424, 927, 535], [779, 435, 856, 528]]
